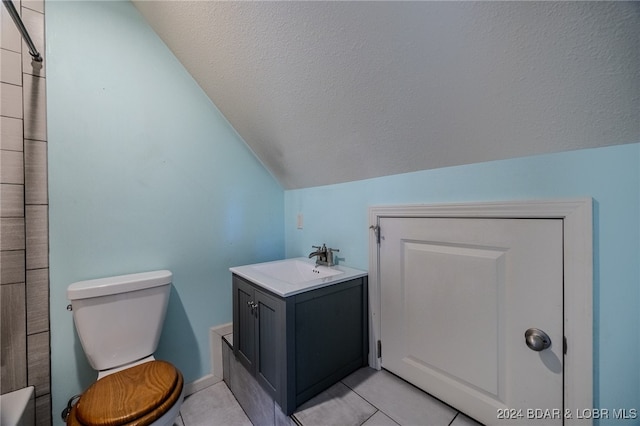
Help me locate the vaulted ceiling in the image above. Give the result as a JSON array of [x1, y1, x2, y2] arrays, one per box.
[[133, 1, 640, 189]]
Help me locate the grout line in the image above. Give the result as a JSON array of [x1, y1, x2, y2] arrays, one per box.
[[290, 413, 303, 426], [358, 409, 379, 426], [340, 371, 377, 410], [449, 412, 459, 426], [340, 371, 400, 426]]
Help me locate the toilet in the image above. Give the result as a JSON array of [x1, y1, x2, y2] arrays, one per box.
[[66, 270, 184, 426]]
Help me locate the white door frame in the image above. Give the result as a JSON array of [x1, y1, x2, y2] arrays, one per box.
[[368, 198, 593, 424]]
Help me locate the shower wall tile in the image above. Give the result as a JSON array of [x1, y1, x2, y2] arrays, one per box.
[[23, 0, 44, 14], [0, 116, 24, 151], [0, 217, 25, 250], [1, 149, 24, 183], [27, 268, 49, 334], [0, 183, 24, 217], [1, 48, 22, 85], [35, 394, 52, 426], [0, 82, 23, 118], [24, 139, 47, 204], [27, 331, 50, 397], [0, 250, 25, 284], [0, 4, 22, 52], [20, 8, 45, 77], [3, 1, 50, 417], [0, 282, 27, 393], [22, 74, 46, 141], [25, 205, 48, 269]]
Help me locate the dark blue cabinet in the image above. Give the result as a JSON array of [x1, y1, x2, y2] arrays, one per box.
[[232, 273, 368, 415]]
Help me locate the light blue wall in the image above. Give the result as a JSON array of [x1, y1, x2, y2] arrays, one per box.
[[46, 0, 283, 419], [44, 0, 638, 422], [285, 143, 640, 422]]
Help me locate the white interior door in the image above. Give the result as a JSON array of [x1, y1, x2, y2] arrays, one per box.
[[379, 217, 563, 425]]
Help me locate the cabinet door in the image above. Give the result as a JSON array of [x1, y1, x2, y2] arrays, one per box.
[[233, 276, 256, 373], [254, 289, 281, 398]]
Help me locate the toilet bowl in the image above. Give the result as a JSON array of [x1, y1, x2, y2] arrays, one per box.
[[66, 271, 184, 426]]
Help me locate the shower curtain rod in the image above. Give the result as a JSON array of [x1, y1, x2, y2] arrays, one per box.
[[2, 0, 42, 62]]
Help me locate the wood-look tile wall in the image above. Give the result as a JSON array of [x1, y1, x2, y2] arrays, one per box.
[[1, 0, 51, 424]]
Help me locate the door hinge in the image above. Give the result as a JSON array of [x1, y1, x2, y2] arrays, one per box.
[[370, 225, 380, 244], [563, 336, 567, 355], [377, 340, 382, 358]]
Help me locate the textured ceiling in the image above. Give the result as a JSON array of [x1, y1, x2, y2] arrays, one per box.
[[133, 1, 640, 189]]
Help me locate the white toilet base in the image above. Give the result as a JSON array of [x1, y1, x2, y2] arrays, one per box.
[[150, 386, 184, 426]]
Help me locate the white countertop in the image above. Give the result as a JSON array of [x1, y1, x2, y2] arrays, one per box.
[[230, 257, 367, 297]]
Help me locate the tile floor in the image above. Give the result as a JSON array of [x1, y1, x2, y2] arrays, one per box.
[[174, 367, 482, 426]]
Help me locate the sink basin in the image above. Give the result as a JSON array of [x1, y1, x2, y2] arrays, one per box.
[[230, 257, 367, 297], [250, 259, 344, 284]]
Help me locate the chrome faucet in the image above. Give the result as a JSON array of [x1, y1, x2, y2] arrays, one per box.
[[309, 244, 327, 264], [309, 244, 340, 266]]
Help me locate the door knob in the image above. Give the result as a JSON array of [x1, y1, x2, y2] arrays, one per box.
[[525, 328, 551, 351]]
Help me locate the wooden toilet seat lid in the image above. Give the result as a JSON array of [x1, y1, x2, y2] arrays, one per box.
[[71, 360, 183, 426]]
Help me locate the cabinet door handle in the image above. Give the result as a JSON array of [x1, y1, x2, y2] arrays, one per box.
[[247, 301, 259, 315]]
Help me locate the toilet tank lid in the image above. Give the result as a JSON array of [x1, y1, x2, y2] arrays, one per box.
[[67, 270, 172, 300]]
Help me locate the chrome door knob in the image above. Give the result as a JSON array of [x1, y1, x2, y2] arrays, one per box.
[[525, 328, 552, 351]]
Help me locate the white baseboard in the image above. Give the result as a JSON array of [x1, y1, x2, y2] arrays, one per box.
[[184, 374, 218, 397], [210, 322, 233, 381], [183, 322, 233, 397]]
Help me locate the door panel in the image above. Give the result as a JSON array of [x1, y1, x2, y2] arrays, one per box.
[[380, 218, 563, 425], [404, 242, 505, 395], [234, 277, 256, 372], [255, 290, 279, 396]]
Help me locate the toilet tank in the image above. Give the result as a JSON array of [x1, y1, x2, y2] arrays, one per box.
[[67, 270, 172, 372]]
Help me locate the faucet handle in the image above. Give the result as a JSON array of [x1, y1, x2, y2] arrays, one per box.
[[327, 247, 340, 266]]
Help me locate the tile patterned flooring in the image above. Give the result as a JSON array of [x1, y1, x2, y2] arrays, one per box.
[[174, 367, 482, 426]]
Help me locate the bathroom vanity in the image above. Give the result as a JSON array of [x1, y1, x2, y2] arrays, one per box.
[[230, 258, 368, 415]]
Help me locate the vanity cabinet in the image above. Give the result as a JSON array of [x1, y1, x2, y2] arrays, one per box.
[[232, 273, 368, 415]]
